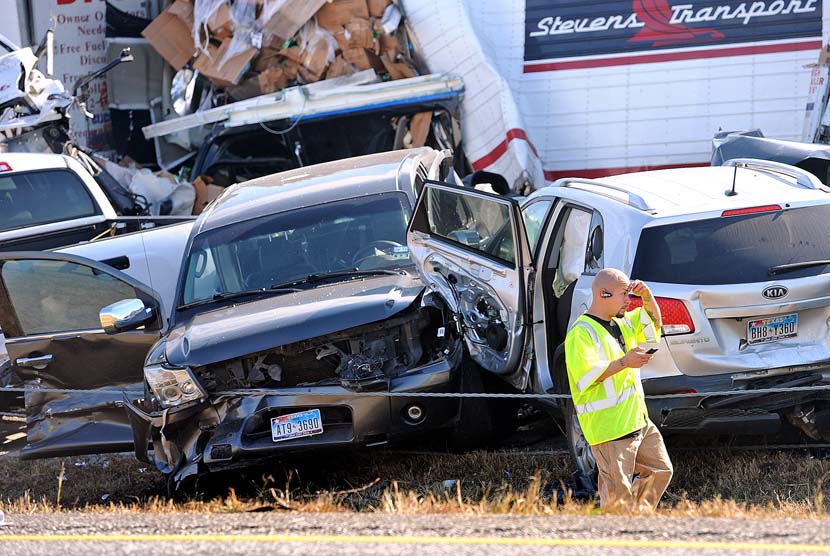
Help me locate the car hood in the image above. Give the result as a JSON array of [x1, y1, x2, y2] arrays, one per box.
[[164, 271, 424, 367]]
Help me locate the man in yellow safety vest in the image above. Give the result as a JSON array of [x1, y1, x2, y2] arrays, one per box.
[[564, 268, 673, 512]]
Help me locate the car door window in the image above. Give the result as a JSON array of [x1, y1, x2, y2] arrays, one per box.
[[417, 185, 516, 266], [1, 259, 137, 335], [551, 207, 592, 298], [522, 200, 553, 256], [0, 170, 100, 232]]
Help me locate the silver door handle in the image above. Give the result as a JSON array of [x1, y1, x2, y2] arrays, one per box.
[[16, 354, 53, 369]]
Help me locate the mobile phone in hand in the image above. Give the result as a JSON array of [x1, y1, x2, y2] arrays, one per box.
[[645, 347, 658, 354]]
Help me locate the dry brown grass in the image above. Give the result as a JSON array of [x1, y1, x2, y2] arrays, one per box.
[[3, 448, 830, 518]]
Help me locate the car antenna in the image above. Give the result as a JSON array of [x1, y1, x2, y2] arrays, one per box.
[[725, 164, 738, 197]]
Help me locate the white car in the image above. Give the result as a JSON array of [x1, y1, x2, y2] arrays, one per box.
[[407, 158, 830, 479]]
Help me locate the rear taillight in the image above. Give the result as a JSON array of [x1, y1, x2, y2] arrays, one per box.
[[0, 162, 12, 172], [627, 296, 695, 335], [721, 204, 781, 217]]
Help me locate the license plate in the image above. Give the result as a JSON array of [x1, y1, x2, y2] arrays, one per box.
[[271, 409, 323, 443], [747, 313, 798, 346]]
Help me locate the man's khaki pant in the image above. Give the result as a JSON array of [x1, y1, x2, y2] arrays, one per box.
[[590, 419, 673, 513]]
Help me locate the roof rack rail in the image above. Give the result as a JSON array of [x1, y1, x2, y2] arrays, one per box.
[[723, 158, 829, 192], [552, 178, 655, 212]]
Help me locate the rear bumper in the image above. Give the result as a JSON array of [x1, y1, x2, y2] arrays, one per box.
[[643, 370, 830, 436], [125, 345, 463, 477]]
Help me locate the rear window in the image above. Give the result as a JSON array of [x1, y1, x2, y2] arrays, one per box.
[[632, 205, 830, 285], [0, 169, 100, 232]]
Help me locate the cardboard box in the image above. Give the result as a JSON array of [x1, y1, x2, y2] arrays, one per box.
[[316, 0, 370, 32], [192, 176, 224, 215], [409, 111, 432, 148], [261, 0, 329, 43], [280, 46, 303, 64], [381, 52, 415, 80], [142, 2, 197, 70], [326, 55, 355, 79], [345, 18, 375, 50], [193, 43, 219, 73], [253, 47, 281, 72], [258, 66, 289, 93], [300, 31, 335, 78], [299, 65, 322, 83], [342, 47, 373, 70], [334, 29, 350, 52], [167, 0, 194, 27], [195, 39, 258, 87], [207, 3, 232, 36], [367, 0, 391, 18], [379, 32, 400, 58], [280, 58, 301, 81]]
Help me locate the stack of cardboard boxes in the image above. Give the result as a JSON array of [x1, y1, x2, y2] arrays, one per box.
[[142, 0, 415, 98]]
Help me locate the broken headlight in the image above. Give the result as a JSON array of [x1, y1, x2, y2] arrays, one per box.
[[144, 342, 206, 408]]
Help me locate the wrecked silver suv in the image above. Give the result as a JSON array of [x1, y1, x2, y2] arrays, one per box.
[[0, 148, 464, 483]]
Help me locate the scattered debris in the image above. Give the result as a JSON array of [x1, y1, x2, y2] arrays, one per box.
[[143, 0, 416, 98]]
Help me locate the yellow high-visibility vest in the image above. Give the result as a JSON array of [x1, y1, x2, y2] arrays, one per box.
[[564, 308, 660, 445]]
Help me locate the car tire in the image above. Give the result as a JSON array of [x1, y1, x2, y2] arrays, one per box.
[[447, 361, 494, 450], [481, 371, 520, 443], [555, 358, 598, 490]]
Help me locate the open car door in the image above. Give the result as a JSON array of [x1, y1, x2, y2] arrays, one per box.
[[0, 252, 162, 458], [407, 180, 532, 382]]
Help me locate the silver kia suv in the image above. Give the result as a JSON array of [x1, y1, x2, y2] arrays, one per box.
[[407, 158, 830, 478]]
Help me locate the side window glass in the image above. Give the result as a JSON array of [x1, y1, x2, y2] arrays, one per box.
[[521, 200, 553, 255], [584, 211, 605, 274], [414, 186, 516, 266], [183, 248, 220, 303], [552, 207, 591, 298], [0, 170, 99, 232], [1, 259, 137, 335]]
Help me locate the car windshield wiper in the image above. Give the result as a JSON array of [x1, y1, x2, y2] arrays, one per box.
[[768, 260, 830, 276], [176, 286, 301, 310], [270, 268, 404, 289]]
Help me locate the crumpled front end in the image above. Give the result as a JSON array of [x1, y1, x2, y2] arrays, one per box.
[[125, 302, 463, 485]]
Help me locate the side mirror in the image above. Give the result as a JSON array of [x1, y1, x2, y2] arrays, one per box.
[[99, 298, 154, 334]]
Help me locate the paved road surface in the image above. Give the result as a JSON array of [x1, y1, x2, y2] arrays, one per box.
[[0, 512, 828, 555]]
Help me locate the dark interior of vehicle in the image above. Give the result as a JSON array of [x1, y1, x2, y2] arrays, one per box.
[[195, 107, 458, 187], [540, 206, 604, 369], [540, 210, 572, 351]]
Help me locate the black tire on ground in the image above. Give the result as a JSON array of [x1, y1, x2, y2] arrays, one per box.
[[480, 371, 520, 443], [555, 358, 598, 490], [447, 361, 495, 451]]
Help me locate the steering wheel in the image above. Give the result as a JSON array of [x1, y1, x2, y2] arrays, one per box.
[[351, 240, 404, 266]]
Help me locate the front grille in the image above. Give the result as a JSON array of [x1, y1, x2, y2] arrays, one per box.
[[660, 407, 769, 430]]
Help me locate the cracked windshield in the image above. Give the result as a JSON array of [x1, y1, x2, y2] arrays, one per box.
[[181, 192, 412, 304]]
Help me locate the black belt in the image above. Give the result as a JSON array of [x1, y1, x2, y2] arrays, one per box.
[[613, 427, 645, 441]]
